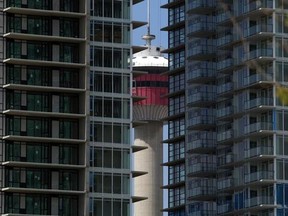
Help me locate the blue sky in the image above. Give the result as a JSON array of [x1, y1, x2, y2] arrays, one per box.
[[132, 1, 169, 214]]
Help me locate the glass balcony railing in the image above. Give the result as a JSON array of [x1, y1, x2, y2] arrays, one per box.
[[187, 68, 216, 82], [218, 153, 235, 166], [244, 146, 274, 158], [244, 24, 273, 37], [188, 22, 215, 35], [187, 162, 217, 175], [187, 92, 216, 105], [188, 45, 215, 58], [218, 177, 234, 190], [244, 171, 274, 183], [244, 196, 274, 208], [244, 122, 273, 134], [187, 115, 216, 128], [217, 130, 233, 142], [187, 138, 216, 152], [187, 186, 217, 198], [244, 48, 273, 61], [217, 34, 233, 47], [188, 0, 216, 11], [187, 210, 216, 216], [217, 58, 234, 70], [243, 0, 273, 14], [217, 10, 233, 23], [217, 201, 233, 214], [217, 82, 233, 94], [244, 97, 273, 110], [217, 106, 233, 118], [243, 74, 273, 86]]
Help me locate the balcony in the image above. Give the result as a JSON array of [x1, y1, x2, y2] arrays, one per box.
[[187, 0, 216, 14], [243, 48, 273, 62], [187, 62, 216, 83], [187, 210, 216, 216], [187, 161, 217, 177], [244, 171, 274, 184], [217, 10, 233, 25], [244, 146, 274, 159], [187, 115, 216, 130], [218, 153, 235, 167], [187, 132, 216, 154], [243, 73, 273, 87], [187, 45, 215, 60], [218, 177, 234, 191], [217, 129, 233, 143], [244, 24, 273, 39], [217, 34, 233, 47], [244, 97, 273, 110], [216, 106, 233, 119], [187, 186, 217, 200], [243, 0, 273, 14], [217, 58, 235, 72], [187, 92, 216, 107], [188, 21, 215, 37], [217, 201, 233, 214], [244, 196, 275, 208], [217, 82, 233, 95], [244, 122, 273, 134]]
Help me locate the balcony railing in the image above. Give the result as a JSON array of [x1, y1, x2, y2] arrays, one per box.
[[217, 201, 233, 214], [187, 0, 216, 11], [243, 74, 273, 86], [188, 45, 215, 59], [218, 153, 235, 166], [187, 92, 216, 105], [187, 162, 217, 176], [244, 24, 273, 37], [187, 210, 216, 216], [187, 68, 216, 82], [217, 10, 233, 23], [244, 196, 274, 208], [244, 48, 273, 61], [217, 34, 233, 47], [244, 146, 274, 158], [217, 129, 233, 142], [244, 171, 274, 183], [217, 58, 234, 71], [244, 122, 273, 134], [187, 186, 217, 198], [217, 82, 233, 94], [243, 0, 273, 14], [218, 177, 234, 190], [188, 22, 215, 35], [244, 97, 273, 110], [187, 115, 215, 128], [217, 106, 233, 118], [187, 138, 216, 152]]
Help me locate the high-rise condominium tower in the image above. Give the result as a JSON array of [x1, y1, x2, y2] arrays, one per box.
[[0, 0, 143, 215], [162, 0, 288, 215]]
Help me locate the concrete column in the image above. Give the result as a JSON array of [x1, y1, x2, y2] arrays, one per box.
[[134, 121, 163, 216]]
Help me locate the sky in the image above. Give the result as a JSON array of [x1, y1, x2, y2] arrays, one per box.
[[132, 1, 169, 215]]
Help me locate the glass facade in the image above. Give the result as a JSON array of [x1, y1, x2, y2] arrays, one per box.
[[162, 0, 288, 215]]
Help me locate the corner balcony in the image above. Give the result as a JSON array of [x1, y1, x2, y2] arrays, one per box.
[[187, 132, 216, 154], [187, 92, 216, 107], [217, 10, 233, 26], [217, 34, 234, 48], [188, 21, 215, 38], [216, 106, 234, 120], [217, 82, 233, 96], [187, 0, 216, 14], [187, 115, 216, 130], [217, 129, 233, 143], [218, 152, 236, 168], [218, 177, 234, 191], [244, 97, 273, 110], [244, 146, 274, 160], [244, 171, 274, 184], [243, 48, 274, 62], [244, 122, 273, 134], [187, 161, 217, 177], [244, 24, 273, 39], [243, 0, 274, 15], [187, 62, 216, 83], [244, 196, 275, 209], [217, 201, 233, 214], [243, 74, 273, 87], [187, 186, 217, 201], [217, 58, 236, 73], [187, 45, 216, 61]]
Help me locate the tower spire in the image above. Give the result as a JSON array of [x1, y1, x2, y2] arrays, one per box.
[[142, 0, 155, 47]]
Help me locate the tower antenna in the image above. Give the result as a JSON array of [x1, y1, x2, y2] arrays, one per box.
[[142, 0, 155, 47]]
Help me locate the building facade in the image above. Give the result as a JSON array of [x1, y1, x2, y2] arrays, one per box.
[[0, 0, 142, 215], [162, 0, 288, 215]]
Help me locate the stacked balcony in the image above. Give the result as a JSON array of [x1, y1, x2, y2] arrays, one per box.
[[187, 85, 216, 107], [187, 155, 217, 177], [187, 178, 217, 200], [187, 62, 216, 83], [1, 1, 87, 215], [187, 201, 216, 216], [187, 131, 216, 154]]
